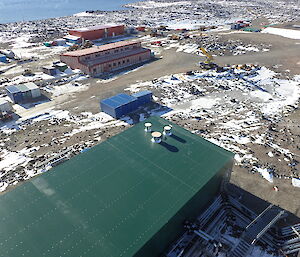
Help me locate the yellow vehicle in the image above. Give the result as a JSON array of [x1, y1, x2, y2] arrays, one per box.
[[200, 47, 213, 62], [199, 47, 218, 69]]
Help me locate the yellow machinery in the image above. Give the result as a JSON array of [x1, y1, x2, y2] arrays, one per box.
[[200, 47, 214, 63], [199, 47, 218, 69]]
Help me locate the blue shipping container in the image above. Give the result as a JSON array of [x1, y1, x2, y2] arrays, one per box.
[[118, 94, 138, 112], [100, 94, 138, 118], [231, 24, 241, 30], [100, 91, 153, 119], [100, 98, 121, 118], [132, 90, 152, 106], [5, 85, 23, 103], [0, 54, 7, 63]]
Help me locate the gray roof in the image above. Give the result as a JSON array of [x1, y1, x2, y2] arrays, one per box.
[[5, 83, 39, 94], [24, 82, 39, 90]]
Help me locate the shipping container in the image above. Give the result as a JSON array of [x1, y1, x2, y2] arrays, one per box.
[[100, 92, 153, 118], [136, 26, 146, 32], [231, 24, 241, 30], [100, 98, 121, 118], [42, 66, 57, 76], [43, 42, 52, 47], [5, 85, 23, 103], [1, 50, 15, 59], [0, 99, 12, 113], [100, 93, 138, 118], [18, 84, 31, 100], [243, 27, 261, 32], [132, 90, 152, 106], [63, 35, 82, 44], [54, 38, 66, 46], [117, 94, 138, 112], [24, 82, 41, 98], [0, 54, 7, 63], [54, 62, 68, 72]]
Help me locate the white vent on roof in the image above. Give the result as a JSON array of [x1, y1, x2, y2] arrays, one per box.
[[151, 131, 162, 143], [163, 125, 172, 136], [145, 122, 152, 132]]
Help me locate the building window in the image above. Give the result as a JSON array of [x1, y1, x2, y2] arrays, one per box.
[[93, 68, 96, 72], [105, 51, 109, 55], [118, 61, 121, 65], [114, 49, 118, 53], [86, 56, 91, 60], [123, 60, 125, 64], [127, 59, 130, 63], [125, 47, 129, 50], [139, 56, 142, 61], [109, 64, 111, 68], [113, 63, 116, 66]]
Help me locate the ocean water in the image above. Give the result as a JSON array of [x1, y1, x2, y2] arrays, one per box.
[[0, 0, 130, 24]]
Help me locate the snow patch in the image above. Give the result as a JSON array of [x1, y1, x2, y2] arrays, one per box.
[[262, 27, 300, 40]]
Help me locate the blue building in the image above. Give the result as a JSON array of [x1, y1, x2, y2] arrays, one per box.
[[231, 24, 241, 30], [63, 35, 82, 44], [100, 91, 152, 118], [132, 90, 153, 106], [0, 54, 7, 63]]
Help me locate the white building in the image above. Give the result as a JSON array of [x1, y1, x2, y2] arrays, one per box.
[[0, 99, 12, 113], [24, 82, 41, 98]]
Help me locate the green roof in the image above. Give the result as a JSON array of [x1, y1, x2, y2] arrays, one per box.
[[0, 116, 234, 257]]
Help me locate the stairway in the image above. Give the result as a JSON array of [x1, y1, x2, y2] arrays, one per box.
[[229, 204, 285, 256], [231, 239, 251, 257]]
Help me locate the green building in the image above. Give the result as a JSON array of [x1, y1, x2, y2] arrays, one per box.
[[0, 116, 234, 257]]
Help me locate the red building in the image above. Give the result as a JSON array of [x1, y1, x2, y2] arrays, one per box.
[[69, 24, 125, 40], [60, 41, 151, 76]]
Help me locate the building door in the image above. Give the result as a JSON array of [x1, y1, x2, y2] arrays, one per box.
[[103, 64, 109, 72]]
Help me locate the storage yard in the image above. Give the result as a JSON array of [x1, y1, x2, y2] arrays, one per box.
[[0, 0, 299, 256]]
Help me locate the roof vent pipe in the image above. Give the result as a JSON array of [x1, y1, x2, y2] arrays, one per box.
[[144, 122, 152, 132], [151, 132, 162, 143], [163, 125, 172, 136]]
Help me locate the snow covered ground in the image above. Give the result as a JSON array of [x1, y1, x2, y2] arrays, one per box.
[[262, 27, 300, 40]]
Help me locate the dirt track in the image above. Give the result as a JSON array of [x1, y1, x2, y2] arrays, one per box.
[[216, 32, 300, 75]]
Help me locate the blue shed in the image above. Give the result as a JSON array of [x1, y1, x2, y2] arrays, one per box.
[[0, 54, 7, 63], [117, 94, 139, 112], [100, 94, 138, 119], [132, 90, 152, 106], [231, 24, 240, 30], [6, 85, 23, 103]]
